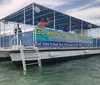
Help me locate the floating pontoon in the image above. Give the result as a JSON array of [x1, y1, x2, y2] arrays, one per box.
[[0, 3, 100, 73]]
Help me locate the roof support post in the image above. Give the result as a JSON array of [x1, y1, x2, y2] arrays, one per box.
[[96, 28, 99, 47], [3, 20, 5, 47], [81, 21, 83, 34], [88, 29, 90, 36], [0, 21, 1, 48], [32, 3, 35, 46], [17, 23, 19, 48], [54, 11, 55, 30], [97, 28, 99, 38], [96, 37, 98, 47], [32, 3, 34, 26], [24, 7, 26, 32], [69, 16, 71, 32], [88, 24, 92, 37], [4, 20, 5, 34]]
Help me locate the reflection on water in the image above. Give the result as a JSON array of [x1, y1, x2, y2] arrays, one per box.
[[0, 55, 100, 85]]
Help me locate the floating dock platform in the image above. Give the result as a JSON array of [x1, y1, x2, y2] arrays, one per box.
[[0, 2, 100, 69]]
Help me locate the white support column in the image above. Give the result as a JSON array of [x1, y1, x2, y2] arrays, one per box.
[[88, 29, 90, 36], [96, 28, 98, 47], [24, 7, 26, 32], [32, 3, 35, 46], [88, 24, 92, 37], [3, 21, 5, 47], [81, 21, 83, 34], [69, 16, 71, 31], [17, 24, 19, 48], [32, 3, 34, 26], [9, 32, 11, 47], [13, 24, 15, 46], [4, 21, 5, 34], [0, 22, 1, 48], [54, 10, 55, 30], [96, 37, 97, 47], [97, 28, 99, 38]]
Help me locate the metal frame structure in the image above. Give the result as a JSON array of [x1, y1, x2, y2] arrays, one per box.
[[0, 2, 100, 48], [1, 3, 99, 31]]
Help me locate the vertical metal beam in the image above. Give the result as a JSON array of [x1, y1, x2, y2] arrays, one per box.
[[24, 7, 26, 32], [9, 32, 11, 47], [88, 24, 92, 37], [96, 37, 97, 47], [81, 21, 83, 34], [88, 29, 90, 36], [4, 21, 5, 34], [54, 10, 55, 30], [0, 22, 1, 48], [3, 21, 5, 47], [17, 24, 19, 48], [32, 3, 35, 46], [32, 3, 34, 26], [96, 28, 99, 47], [97, 28, 99, 37], [14, 24, 16, 46], [69, 16, 71, 31]]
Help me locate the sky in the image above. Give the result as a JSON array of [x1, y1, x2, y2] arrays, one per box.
[[0, 0, 100, 26]]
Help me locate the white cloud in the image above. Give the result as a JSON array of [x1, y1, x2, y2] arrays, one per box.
[[0, 0, 100, 26], [0, 0, 65, 19], [65, 0, 100, 26], [67, 7, 100, 25]]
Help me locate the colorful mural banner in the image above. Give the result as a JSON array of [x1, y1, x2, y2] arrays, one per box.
[[35, 28, 93, 47], [36, 28, 93, 43]]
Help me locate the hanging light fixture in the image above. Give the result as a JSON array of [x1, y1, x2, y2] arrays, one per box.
[[34, 6, 40, 13]]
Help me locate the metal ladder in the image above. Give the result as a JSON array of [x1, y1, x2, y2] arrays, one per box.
[[19, 40, 42, 75]]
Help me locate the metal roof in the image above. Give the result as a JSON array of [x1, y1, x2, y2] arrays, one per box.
[[1, 3, 100, 32]]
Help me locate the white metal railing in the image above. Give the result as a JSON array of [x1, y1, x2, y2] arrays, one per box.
[[0, 20, 99, 48]]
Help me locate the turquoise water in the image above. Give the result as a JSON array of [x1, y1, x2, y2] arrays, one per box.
[[0, 55, 100, 85]]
